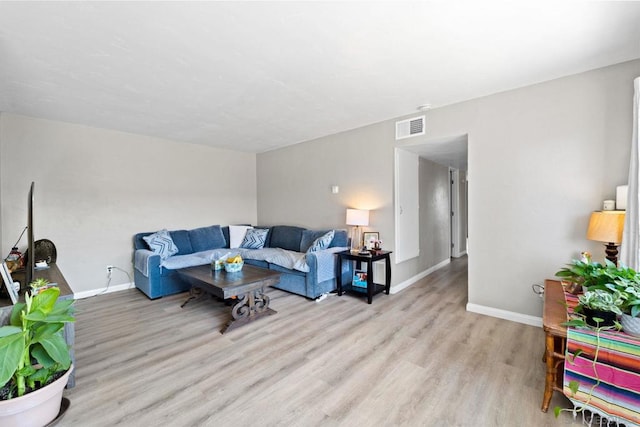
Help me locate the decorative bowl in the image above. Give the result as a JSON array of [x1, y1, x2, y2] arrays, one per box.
[[224, 261, 244, 273]]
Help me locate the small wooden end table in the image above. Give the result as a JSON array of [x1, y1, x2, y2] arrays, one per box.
[[541, 279, 568, 412], [336, 250, 392, 304], [178, 264, 281, 334]]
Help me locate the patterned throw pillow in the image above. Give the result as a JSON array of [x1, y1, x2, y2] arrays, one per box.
[[143, 229, 179, 259], [306, 230, 334, 253], [240, 228, 268, 249]]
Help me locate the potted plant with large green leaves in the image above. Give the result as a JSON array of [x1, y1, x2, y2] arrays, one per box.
[[0, 286, 75, 426], [555, 257, 630, 294]]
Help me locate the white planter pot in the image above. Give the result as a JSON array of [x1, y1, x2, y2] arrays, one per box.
[[0, 365, 73, 427], [621, 313, 640, 338]]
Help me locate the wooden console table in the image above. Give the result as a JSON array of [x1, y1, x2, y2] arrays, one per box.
[[542, 279, 640, 423], [0, 263, 76, 388], [541, 279, 567, 412]]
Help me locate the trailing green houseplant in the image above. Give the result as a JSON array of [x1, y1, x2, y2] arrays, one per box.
[[0, 286, 74, 399], [576, 289, 623, 327], [575, 263, 640, 335], [577, 289, 623, 314]]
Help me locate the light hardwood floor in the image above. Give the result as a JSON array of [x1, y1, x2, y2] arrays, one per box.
[[60, 257, 582, 426]]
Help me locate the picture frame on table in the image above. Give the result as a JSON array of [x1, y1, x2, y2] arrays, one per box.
[[353, 270, 368, 288], [363, 232, 379, 250], [0, 262, 19, 304]]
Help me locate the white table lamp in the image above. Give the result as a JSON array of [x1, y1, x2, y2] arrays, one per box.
[[346, 208, 369, 252]]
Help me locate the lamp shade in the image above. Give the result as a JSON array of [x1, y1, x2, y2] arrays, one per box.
[[346, 209, 369, 226], [586, 211, 625, 244]]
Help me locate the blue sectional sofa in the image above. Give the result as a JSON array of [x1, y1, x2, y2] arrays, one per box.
[[133, 224, 351, 300]]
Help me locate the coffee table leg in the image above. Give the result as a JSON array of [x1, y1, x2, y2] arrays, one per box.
[[180, 287, 205, 308], [222, 288, 276, 334]]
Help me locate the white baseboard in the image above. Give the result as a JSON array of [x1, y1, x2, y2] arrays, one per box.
[[466, 303, 542, 327], [390, 258, 451, 294], [73, 282, 135, 300], [452, 250, 467, 258]]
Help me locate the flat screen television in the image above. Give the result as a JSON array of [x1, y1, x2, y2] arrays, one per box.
[[25, 182, 35, 288]]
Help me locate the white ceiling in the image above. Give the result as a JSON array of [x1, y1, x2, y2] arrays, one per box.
[[1, 2, 639, 154]]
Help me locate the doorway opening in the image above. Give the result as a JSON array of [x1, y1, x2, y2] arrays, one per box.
[[395, 134, 468, 265]]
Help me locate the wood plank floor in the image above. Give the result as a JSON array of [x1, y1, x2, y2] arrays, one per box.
[[60, 256, 582, 426]]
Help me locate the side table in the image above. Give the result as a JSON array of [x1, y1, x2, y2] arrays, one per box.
[[336, 250, 392, 304], [541, 279, 568, 412]]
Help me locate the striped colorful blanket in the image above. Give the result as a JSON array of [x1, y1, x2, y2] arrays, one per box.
[[563, 292, 640, 426]]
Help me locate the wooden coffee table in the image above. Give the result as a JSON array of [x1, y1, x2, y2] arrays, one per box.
[[177, 264, 281, 333]]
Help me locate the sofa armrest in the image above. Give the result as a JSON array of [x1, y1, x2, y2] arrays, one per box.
[[306, 247, 349, 284], [134, 249, 161, 277]]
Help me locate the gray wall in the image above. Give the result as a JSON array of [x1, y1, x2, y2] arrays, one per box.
[[256, 116, 455, 288], [257, 121, 395, 233], [257, 58, 640, 317], [0, 114, 257, 294], [424, 59, 640, 317], [419, 158, 450, 267]]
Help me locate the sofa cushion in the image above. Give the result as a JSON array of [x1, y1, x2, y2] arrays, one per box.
[[221, 226, 231, 249], [300, 229, 333, 252], [229, 225, 253, 248], [268, 225, 306, 252], [306, 230, 335, 253], [329, 229, 349, 248], [134, 233, 150, 251], [188, 225, 226, 252], [143, 229, 179, 259], [240, 228, 268, 249], [168, 230, 193, 255]]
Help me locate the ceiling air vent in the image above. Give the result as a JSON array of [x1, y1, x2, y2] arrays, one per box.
[[395, 115, 425, 140]]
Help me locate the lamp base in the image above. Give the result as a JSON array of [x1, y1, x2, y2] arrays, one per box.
[[604, 242, 620, 265], [350, 226, 362, 253]]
